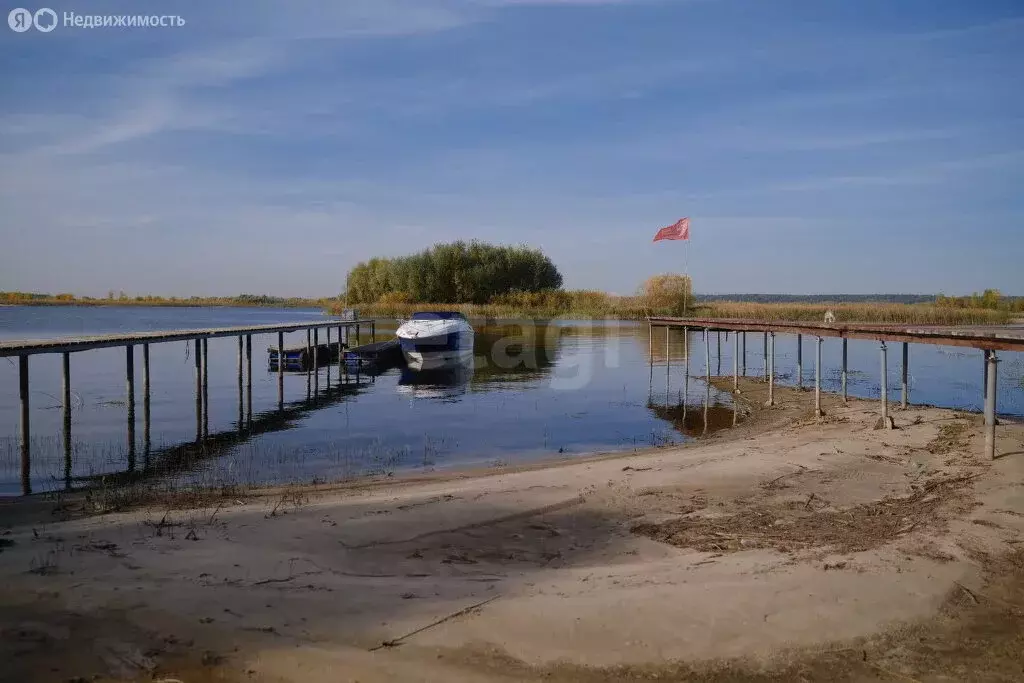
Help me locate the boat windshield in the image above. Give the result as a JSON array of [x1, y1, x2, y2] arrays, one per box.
[[410, 311, 467, 321]]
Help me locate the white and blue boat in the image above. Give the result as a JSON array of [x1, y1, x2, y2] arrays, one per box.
[[396, 311, 475, 369]]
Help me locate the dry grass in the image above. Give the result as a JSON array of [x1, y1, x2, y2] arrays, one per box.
[[700, 301, 1012, 325], [631, 473, 978, 555], [336, 298, 1012, 325]]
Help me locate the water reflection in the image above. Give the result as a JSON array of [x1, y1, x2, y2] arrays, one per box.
[[76, 372, 376, 490], [398, 359, 474, 401], [648, 398, 740, 438], [470, 322, 561, 387], [394, 322, 563, 399]]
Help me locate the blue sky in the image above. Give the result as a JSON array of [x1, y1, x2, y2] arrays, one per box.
[[1, 0, 1022, 297]]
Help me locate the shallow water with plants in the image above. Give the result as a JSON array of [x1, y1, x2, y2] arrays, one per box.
[[0, 306, 1021, 495]]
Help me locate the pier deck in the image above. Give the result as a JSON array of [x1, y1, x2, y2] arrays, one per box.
[[648, 317, 1024, 352]]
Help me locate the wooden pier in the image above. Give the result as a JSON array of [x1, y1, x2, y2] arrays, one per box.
[[648, 317, 1024, 459], [0, 318, 376, 495], [344, 338, 403, 369]]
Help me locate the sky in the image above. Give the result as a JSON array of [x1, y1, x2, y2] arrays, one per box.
[[0, 0, 1022, 298]]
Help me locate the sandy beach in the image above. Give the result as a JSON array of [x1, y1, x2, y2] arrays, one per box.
[[2, 378, 1023, 683]]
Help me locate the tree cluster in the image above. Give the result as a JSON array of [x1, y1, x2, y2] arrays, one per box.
[[344, 241, 563, 304], [639, 274, 693, 316], [935, 289, 1024, 312]]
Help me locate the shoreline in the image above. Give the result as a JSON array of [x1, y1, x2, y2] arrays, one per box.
[[2, 380, 1023, 682], [0, 301, 331, 309], [3, 299, 1014, 326]]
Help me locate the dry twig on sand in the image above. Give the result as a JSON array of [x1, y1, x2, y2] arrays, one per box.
[[369, 596, 500, 651]]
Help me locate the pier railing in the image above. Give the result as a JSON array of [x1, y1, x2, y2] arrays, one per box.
[[2, 319, 377, 495], [648, 317, 1024, 460]]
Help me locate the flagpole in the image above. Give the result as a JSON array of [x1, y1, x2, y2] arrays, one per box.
[[684, 233, 690, 318]]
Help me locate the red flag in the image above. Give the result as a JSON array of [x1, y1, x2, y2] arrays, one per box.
[[653, 217, 690, 242]]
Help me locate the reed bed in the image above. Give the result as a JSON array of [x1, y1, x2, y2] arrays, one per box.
[[332, 296, 1013, 325], [700, 301, 1012, 325]]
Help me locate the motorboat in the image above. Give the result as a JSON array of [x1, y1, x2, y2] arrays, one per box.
[[396, 311, 475, 369]]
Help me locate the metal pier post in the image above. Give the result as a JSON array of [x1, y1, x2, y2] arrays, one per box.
[[901, 342, 909, 409], [797, 334, 803, 389], [841, 338, 848, 403], [762, 332, 768, 380], [277, 331, 285, 410], [984, 350, 998, 459], [142, 344, 150, 467], [732, 331, 739, 392], [313, 327, 319, 398], [683, 327, 689, 378], [342, 325, 350, 376], [702, 384, 710, 436], [666, 326, 670, 372], [983, 352, 989, 419], [684, 350, 689, 406], [194, 339, 202, 443], [237, 336, 244, 431], [648, 325, 654, 390], [716, 332, 721, 376], [704, 328, 711, 383], [126, 345, 135, 470], [19, 355, 30, 495], [62, 351, 72, 488], [245, 335, 252, 428], [201, 338, 209, 439], [665, 334, 670, 406], [879, 342, 891, 429], [741, 331, 746, 376], [814, 336, 822, 418]]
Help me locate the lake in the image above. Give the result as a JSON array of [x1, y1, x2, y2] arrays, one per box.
[[1, 306, 1021, 495]]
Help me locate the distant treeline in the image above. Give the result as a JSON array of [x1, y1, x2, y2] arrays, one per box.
[[344, 241, 563, 305], [934, 289, 1024, 312], [0, 291, 337, 308]]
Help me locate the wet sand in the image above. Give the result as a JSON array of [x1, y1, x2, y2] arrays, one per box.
[[2, 379, 1023, 682]]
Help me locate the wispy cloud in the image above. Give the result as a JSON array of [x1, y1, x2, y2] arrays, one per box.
[[762, 149, 1024, 193], [1, 0, 1022, 295]]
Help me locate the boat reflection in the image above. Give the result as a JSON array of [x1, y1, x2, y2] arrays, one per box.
[[398, 356, 474, 400]]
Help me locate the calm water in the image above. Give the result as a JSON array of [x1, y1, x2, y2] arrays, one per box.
[[0, 306, 1021, 495]]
